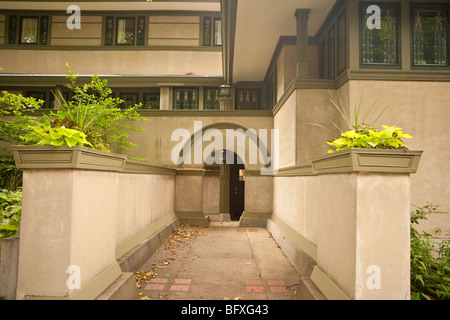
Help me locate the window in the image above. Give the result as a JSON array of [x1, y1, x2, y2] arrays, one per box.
[[143, 92, 160, 110], [120, 93, 139, 109], [117, 17, 135, 45], [204, 88, 220, 110], [20, 17, 38, 44], [327, 27, 335, 79], [203, 16, 222, 47], [236, 89, 260, 110], [174, 88, 199, 110], [105, 16, 146, 46], [214, 18, 222, 46], [7, 15, 49, 45], [337, 13, 347, 74], [412, 5, 449, 67], [360, 3, 400, 67]]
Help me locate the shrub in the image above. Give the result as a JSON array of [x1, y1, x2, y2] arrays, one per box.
[[46, 63, 146, 152], [0, 188, 22, 239], [411, 203, 450, 300]]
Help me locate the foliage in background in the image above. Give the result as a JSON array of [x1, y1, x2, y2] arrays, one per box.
[[0, 189, 22, 239], [0, 91, 43, 145], [38, 63, 147, 152], [411, 203, 450, 300], [0, 156, 22, 190]]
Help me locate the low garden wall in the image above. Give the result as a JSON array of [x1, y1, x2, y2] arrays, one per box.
[[7, 146, 177, 300], [270, 148, 422, 300]]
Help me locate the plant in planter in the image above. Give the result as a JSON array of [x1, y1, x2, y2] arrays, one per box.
[[311, 92, 421, 174], [327, 124, 413, 153], [21, 63, 146, 152], [318, 92, 413, 153]]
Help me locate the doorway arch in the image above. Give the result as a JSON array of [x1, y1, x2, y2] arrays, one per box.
[[205, 150, 245, 222]]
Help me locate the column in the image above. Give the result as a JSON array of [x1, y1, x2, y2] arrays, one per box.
[[295, 9, 310, 79]]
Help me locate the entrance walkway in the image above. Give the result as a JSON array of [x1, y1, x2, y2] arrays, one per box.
[[135, 221, 300, 300]]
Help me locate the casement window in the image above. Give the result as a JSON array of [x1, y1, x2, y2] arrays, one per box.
[[105, 16, 146, 46], [174, 88, 199, 110], [412, 5, 449, 68], [8, 15, 49, 45], [360, 3, 400, 67], [204, 88, 220, 110], [119, 92, 139, 109], [235, 89, 260, 110], [143, 92, 160, 110], [203, 16, 222, 47]]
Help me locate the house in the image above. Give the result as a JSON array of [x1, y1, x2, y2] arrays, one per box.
[[1, 0, 449, 300]]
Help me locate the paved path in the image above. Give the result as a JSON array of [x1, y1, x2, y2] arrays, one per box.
[[135, 221, 300, 300]]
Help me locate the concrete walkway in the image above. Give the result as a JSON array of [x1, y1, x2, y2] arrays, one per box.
[[136, 221, 300, 300]]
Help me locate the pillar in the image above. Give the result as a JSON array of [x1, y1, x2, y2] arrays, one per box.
[[295, 9, 311, 79]]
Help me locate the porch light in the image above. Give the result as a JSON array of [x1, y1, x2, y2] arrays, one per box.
[[219, 84, 232, 98]]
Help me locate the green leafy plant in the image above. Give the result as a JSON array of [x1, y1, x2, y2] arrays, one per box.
[[0, 155, 22, 190], [44, 63, 146, 152], [0, 91, 43, 145], [411, 203, 450, 300], [0, 188, 22, 239], [313, 92, 413, 153], [21, 123, 93, 148], [327, 125, 412, 153]]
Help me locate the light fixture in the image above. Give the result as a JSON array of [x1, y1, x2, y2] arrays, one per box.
[[219, 84, 232, 98]]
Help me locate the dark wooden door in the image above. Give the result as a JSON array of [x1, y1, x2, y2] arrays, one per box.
[[229, 162, 245, 221]]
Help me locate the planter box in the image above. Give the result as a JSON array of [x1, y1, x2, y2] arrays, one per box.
[[11, 145, 127, 172], [311, 148, 423, 174]]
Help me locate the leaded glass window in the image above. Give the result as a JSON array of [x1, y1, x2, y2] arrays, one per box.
[[8, 15, 17, 44], [214, 18, 222, 46], [143, 92, 160, 110], [236, 89, 260, 110], [412, 6, 449, 67], [39, 16, 49, 45], [204, 88, 220, 110], [361, 4, 399, 66], [203, 17, 211, 46], [105, 16, 114, 45], [120, 93, 139, 109], [174, 88, 199, 110]]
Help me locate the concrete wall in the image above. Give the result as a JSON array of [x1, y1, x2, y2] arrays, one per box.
[[14, 165, 176, 300], [346, 80, 450, 234], [0, 49, 222, 76]]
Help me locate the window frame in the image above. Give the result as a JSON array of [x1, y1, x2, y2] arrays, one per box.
[[359, 2, 402, 69], [173, 87, 199, 110], [410, 3, 450, 70]]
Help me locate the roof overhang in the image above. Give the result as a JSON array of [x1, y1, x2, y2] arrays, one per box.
[[221, 0, 336, 84], [0, 0, 221, 12]]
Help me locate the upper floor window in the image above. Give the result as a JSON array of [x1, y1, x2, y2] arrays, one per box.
[[174, 88, 199, 110], [105, 16, 146, 46], [203, 16, 222, 47], [412, 5, 449, 68], [8, 15, 49, 45], [235, 89, 260, 110], [360, 3, 400, 67], [204, 88, 220, 110]]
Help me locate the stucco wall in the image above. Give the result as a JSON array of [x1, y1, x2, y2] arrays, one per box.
[[347, 80, 450, 234]]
